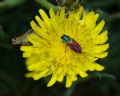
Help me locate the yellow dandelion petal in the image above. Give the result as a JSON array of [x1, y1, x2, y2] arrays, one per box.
[[49, 8, 55, 18], [93, 30, 108, 45], [85, 12, 99, 29], [66, 75, 72, 88], [93, 20, 105, 35], [47, 74, 57, 87], [26, 72, 34, 78], [60, 7, 65, 18], [27, 61, 50, 71], [94, 63, 104, 71], [68, 6, 83, 20], [30, 21, 49, 39], [20, 6, 109, 87], [39, 9, 50, 26], [33, 68, 50, 80], [20, 46, 33, 52], [22, 52, 31, 58], [78, 70, 88, 78], [35, 15, 47, 30], [95, 52, 108, 58], [57, 73, 65, 82], [93, 44, 109, 53]]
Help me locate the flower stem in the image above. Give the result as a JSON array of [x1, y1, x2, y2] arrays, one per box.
[[35, 0, 59, 11], [0, 0, 25, 8]]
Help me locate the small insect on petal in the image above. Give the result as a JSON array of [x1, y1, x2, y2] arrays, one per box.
[[61, 34, 82, 53]]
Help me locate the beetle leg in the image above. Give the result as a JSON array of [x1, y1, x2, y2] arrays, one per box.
[[64, 44, 67, 53]]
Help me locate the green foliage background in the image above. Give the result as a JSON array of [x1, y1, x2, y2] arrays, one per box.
[[0, 0, 120, 96]]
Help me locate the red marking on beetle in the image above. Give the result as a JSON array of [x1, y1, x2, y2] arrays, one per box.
[[67, 39, 82, 53]]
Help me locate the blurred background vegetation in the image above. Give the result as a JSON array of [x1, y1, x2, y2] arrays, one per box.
[[0, 0, 120, 96]]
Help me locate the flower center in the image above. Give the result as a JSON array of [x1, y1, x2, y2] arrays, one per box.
[[61, 34, 82, 53]]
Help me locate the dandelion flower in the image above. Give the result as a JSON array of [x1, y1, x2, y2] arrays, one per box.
[[20, 6, 109, 87]]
